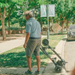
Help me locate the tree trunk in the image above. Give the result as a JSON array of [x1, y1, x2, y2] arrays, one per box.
[[8, 17, 10, 34], [8, 14, 11, 34], [60, 15, 66, 34], [72, 21, 75, 24], [60, 20, 65, 34], [50, 17, 53, 26], [66, 20, 69, 31], [24, 1, 27, 11], [0, 8, 6, 40], [61, 22, 63, 34], [0, 15, 6, 40]]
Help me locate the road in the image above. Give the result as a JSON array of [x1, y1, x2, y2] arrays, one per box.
[[64, 40, 75, 75]]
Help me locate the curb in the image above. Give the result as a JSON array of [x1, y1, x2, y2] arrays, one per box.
[[55, 39, 66, 59]]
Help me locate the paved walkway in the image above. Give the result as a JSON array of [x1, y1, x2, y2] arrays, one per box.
[[64, 40, 75, 75], [0, 38, 25, 54], [0, 68, 44, 75]]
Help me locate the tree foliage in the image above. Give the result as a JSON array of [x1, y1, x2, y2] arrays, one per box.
[[0, 0, 75, 40]]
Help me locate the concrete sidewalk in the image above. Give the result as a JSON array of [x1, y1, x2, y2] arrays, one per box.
[[0, 38, 25, 54], [0, 68, 44, 75]]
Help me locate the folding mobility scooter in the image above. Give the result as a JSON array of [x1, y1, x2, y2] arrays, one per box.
[[40, 39, 67, 73]]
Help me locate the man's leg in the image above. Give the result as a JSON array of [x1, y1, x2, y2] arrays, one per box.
[[25, 39, 37, 74], [27, 56, 32, 71], [36, 56, 40, 71]]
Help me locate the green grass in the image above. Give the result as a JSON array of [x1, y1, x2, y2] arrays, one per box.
[[0, 34, 66, 68], [42, 34, 66, 47]]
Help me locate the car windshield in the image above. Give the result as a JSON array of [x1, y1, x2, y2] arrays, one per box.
[[69, 25, 75, 30]]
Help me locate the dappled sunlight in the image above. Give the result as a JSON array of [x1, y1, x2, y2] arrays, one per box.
[[0, 35, 65, 68], [0, 48, 52, 68]]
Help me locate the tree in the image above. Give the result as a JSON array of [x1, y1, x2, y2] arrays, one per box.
[[0, 0, 8, 40], [6, 1, 18, 34], [0, 0, 19, 40], [55, 0, 74, 33], [71, 0, 75, 24], [28, 0, 47, 29]]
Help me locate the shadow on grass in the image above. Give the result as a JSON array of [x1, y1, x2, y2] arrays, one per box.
[[0, 50, 52, 68]]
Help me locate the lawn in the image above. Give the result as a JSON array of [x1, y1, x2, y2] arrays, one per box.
[[0, 34, 66, 68]]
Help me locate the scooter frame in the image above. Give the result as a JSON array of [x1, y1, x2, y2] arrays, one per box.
[[40, 39, 67, 73]]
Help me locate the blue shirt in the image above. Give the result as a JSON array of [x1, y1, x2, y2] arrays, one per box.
[[26, 18, 41, 38]]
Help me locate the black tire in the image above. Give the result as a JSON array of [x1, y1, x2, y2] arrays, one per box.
[[42, 39, 49, 46], [54, 66, 62, 73]]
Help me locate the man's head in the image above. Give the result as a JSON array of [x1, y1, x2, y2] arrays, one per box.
[[24, 11, 33, 21]]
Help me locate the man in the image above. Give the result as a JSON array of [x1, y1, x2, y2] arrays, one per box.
[[23, 11, 41, 74]]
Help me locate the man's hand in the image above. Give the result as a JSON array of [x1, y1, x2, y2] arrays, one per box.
[[23, 43, 26, 48], [23, 33, 30, 48]]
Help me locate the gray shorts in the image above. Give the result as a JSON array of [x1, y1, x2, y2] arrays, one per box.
[[25, 39, 41, 57]]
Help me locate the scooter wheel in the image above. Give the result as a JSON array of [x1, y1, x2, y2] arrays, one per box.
[[42, 39, 49, 46], [54, 66, 62, 73]]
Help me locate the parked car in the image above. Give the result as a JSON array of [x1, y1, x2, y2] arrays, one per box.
[[67, 25, 75, 40]]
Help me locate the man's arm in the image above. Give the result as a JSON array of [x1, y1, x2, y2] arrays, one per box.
[[23, 33, 30, 48]]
